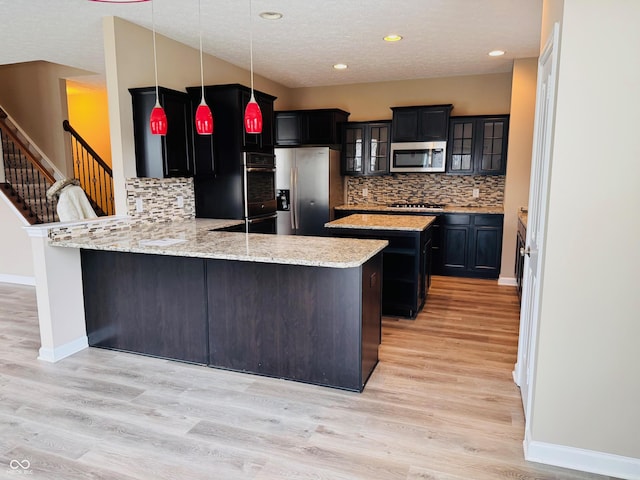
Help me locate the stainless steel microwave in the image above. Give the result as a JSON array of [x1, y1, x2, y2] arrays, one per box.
[[390, 141, 447, 173]]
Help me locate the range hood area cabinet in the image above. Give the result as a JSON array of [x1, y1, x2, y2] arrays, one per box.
[[445, 115, 510, 175], [391, 104, 453, 143], [275, 109, 350, 147], [130, 86, 194, 178]]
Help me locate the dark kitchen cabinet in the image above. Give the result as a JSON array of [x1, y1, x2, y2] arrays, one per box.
[[186, 84, 276, 164], [130, 86, 194, 178], [440, 213, 503, 278], [328, 225, 432, 318], [446, 115, 509, 175], [275, 109, 350, 146], [341, 121, 391, 176], [391, 104, 453, 142]]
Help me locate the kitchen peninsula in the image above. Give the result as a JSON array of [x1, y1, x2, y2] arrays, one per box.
[[32, 218, 387, 392]]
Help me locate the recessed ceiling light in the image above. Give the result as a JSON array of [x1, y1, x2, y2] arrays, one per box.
[[384, 34, 403, 42], [333, 63, 348, 70], [259, 11, 283, 20], [488, 50, 506, 57]]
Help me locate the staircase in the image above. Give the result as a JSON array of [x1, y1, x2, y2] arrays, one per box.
[[0, 108, 58, 224], [0, 106, 114, 224]]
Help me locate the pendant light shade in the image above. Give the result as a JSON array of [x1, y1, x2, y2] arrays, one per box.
[[195, 101, 214, 135], [149, 0, 167, 135], [244, 95, 262, 134], [150, 102, 168, 135], [244, 0, 262, 134], [195, 0, 213, 135]]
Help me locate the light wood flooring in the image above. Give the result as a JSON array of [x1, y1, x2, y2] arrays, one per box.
[[0, 277, 615, 479]]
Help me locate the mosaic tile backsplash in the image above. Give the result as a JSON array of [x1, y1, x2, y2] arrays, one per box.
[[346, 174, 505, 207], [125, 177, 195, 221]]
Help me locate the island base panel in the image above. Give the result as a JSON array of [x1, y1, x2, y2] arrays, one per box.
[[81, 250, 209, 364], [206, 255, 382, 392]]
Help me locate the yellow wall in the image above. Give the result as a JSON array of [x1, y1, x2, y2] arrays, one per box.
[[66, 82, 112, 167], [499, 58, 538, 281]]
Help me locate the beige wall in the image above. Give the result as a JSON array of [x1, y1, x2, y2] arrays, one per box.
[[499, 59, 538, 281], [531, 0, 640, 461], [0, 195, 34, 281], [102, 16, 293, 215], [66, 81, 112, 167], [285, 73, 513, 120], [0, 61, 93, 177]]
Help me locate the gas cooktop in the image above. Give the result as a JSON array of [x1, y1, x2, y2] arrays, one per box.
[[388, 202, 445, 211]]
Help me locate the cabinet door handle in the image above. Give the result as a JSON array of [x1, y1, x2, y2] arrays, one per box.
[[520, 247, 530, 257]]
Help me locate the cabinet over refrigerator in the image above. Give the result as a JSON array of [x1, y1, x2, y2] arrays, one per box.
[[275, 147, 344, 236]]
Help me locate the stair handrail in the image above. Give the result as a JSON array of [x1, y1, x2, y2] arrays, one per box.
[[62, 119, 114, 216], [62, 120, 113, 176], [0, 111, 56, 185]]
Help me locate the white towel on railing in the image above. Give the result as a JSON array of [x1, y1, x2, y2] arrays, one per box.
[[56, 184, 97, 222]]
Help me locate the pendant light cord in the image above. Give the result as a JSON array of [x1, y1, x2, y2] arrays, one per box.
[[249, 0, 255, 95], [199, 0, 205, 100], [152, 0, 160, 106]]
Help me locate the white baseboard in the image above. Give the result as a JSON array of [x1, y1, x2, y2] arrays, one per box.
[[0, 274, 36, 286], [38, 336, 88, 363], [524, 430, 640, 479], [498, 276, 517, 286]]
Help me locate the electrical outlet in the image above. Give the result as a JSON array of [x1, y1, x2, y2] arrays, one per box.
[[362, 188, 369, 197], [472, 188, 480, 198], [135, 197, 143, 212], [176, 195, 184, 208]]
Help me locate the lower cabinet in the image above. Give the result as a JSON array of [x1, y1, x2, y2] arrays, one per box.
[[440, 214, 503, 278], [329, 227, 431, 318], [81, 249, 382, 392], [334, 209, 503, 280]]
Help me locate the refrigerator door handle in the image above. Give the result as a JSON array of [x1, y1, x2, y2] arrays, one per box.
[[290, 167, 296, 230], [293, 167, 299, 230]]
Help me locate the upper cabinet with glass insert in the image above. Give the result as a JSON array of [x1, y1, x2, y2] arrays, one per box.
[[341, 121, 391, 176], [446, 115, 509, 175]]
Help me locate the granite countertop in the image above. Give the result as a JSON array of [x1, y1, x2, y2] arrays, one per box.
[[335, 204, 504, 214], [326, 214, 437, 231], [49, 218, 387, 268]]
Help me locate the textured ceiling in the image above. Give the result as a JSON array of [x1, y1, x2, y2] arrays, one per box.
[[0, 0, 542, 88]]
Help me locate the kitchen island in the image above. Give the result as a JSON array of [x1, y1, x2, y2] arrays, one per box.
[[37, 218, 387, 392], [326, 214, 436, 318]]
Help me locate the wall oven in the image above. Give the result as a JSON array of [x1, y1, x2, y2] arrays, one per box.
[[244, 152, 277, 233], [390, 141, 447, 173]]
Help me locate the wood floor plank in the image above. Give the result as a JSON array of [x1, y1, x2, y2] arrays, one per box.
[[0, 278, 617, 480]]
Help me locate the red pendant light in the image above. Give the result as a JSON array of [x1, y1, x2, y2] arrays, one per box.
[[150, 101, 168, 135], [195, 0, 213, 135], [244, 0, 262, 134], [244, 94, 262, 134], [195, 101, 213, 135], [149, 0, 167, 135]]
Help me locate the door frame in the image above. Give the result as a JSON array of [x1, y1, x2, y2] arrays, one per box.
[[513, 22, 560, 426]]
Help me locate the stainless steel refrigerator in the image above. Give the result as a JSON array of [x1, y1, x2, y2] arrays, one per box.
[[275, 147, 344, 236]]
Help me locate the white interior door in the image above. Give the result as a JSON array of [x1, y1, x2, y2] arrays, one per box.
[[513, 23, 560, 421]]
